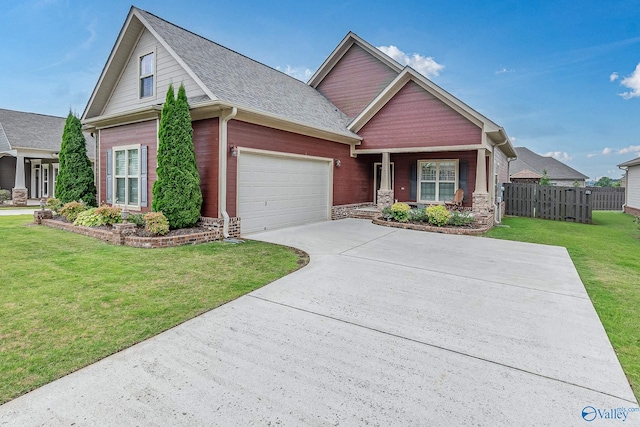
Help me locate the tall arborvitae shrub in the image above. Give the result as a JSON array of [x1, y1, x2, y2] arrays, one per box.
[[56, 112, 97, 206], [152, 84, 202, 228]]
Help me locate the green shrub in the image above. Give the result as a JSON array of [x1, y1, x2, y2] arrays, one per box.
[[128, 213, 145, 227], [73, 208, 103, 227], [391, 202, 411, 222], [0, 189, 10, 204], [59, 201, 87, 222], [426, 205, 451, 227], [144, 212, 170, 236], [381, 206, 393, 220], [408, 208, 428, 222], [448, 210, 475, 226], [56, 112, 97, 206], [46, 198, 63, 213], [94, 204, 122, 226]]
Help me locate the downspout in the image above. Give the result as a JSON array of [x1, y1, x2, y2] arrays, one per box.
[[218, 107, 237, 238]]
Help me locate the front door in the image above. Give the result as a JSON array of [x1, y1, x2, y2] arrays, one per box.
[[374, 162, 394, 204]]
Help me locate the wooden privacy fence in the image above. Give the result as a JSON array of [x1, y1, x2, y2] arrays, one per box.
[[503, 183, 592, 223], [587, 187, 626, 210]]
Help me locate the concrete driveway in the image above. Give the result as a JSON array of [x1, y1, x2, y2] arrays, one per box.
[[0, 219, 637, 426]]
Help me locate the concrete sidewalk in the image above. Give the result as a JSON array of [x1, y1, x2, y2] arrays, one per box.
[[0, 219, 637, 426]]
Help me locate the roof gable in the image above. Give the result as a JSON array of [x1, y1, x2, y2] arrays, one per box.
[[618, 157, 640, 168], [84, 7, 356, 140], [308, 32, 403, 88], [510, 147, 588, 180], [348, 67, 516, 156]]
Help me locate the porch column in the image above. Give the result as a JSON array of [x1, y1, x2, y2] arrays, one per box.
[[377, 151, 394, 210], [474, 148, 487, 194], [12, 155, 28, 206], [472, 148, 493, 227]]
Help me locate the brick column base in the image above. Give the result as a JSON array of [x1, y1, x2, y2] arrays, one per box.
[[34, 210, 53, 224], [377, 189, 394, 210], [112, 223, 137, 245], [472, 192, 494, 228], [11, 188, 28, 206]]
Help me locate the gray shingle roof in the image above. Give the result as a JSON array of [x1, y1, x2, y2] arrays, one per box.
[[510, 147, 588, 180], [137, 8, 356, 138], [0, 108, 95, 158]]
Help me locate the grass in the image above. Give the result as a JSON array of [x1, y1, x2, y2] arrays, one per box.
[[0, 215, 304, 404], [0, 205, 37, 210], [486, 211, 640, 401]]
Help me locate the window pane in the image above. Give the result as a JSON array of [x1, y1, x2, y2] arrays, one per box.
[[128, 149, 139, 175], [116, 178, 126, 203], [115, 151, 125, 175], [439, 182, 455, 201], [140, 53, 154, 76], [420, 182, 436, 201], [420, 163, 436, 181], [439, 162, 456, 181], [140, 76, 153, 98], [128, 178, 139, 204]]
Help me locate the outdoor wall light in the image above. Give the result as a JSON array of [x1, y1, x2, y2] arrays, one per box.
[[335, 159, 341, 167], [230, 146, 238, 157], [40, 198, 46, 211]]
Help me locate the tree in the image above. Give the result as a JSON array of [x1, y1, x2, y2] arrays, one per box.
[[55, 112, 97, 206], [539, 169, 551, 186], [152, 83, 202, 228], [595, 176, 615, 187]]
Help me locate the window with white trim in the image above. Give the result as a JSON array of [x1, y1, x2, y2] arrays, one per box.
[[418, 160, 458, 202], [139, 52, 154, 98], [114, 146, 140, 207]]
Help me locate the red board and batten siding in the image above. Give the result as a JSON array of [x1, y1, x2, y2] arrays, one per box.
[[317, 44, 398, 118], [99, 120, 157, 212], [358, 81, 482, 150], [225, 120, 371, 217]]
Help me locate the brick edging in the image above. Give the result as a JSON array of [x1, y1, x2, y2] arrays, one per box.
[[623, 205, 640, 216], [371, 217, 492, 236], [39, 218, 226, 248]]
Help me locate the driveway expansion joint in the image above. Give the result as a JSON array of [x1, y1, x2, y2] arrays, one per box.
[[341, 253, 591, 301]]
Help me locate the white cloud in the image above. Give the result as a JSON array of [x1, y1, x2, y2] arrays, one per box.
[[496, 67, 514, 74], [276, 65, 313, 81], [377, 45, 444, 77], [619, 63, 640, 99], [544, 151, 573, 161], [617, 145, 640, 155], [587, 153, 597, 158], [609, 72, 619, 82], [602, 147, 612, 155]]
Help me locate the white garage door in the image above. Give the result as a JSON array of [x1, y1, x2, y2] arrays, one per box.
[[238, 151, 331, 234]]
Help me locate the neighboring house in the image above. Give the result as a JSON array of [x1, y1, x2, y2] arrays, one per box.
[[617, 157, 640, 216], [0, 108, 96, 204], [509, 147, 588, 187], [82, 6, 516, 234]]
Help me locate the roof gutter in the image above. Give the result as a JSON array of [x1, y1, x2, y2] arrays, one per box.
[[218, 106, 237, 238]]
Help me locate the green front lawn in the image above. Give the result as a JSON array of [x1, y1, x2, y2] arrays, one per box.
[[0, 216, 304, 404], [486, 211, 640, 401]]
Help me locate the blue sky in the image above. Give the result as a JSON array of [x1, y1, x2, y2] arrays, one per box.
[[2, 0, 639, 180]]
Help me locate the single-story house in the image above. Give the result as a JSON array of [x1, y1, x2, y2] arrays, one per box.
[[0, 108, 95, 205], [618, 157, 640, 216], [82, 6, 516, 235], [509, 147, 588, 187]]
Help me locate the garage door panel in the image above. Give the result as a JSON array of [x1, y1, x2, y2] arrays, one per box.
[[238, 152, 331, 234]]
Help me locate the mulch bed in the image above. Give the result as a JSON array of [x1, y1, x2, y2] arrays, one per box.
[[52, 215, 214, 238]]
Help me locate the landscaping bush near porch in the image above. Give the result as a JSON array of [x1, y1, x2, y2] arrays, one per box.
[[0, 215, 304, 404], [486, 211, 640, 401], [382, 202, 476, 228]]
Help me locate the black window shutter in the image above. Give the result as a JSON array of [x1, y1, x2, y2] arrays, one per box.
[[410, 162, 417, 201], [459, 161, 468, 197]]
